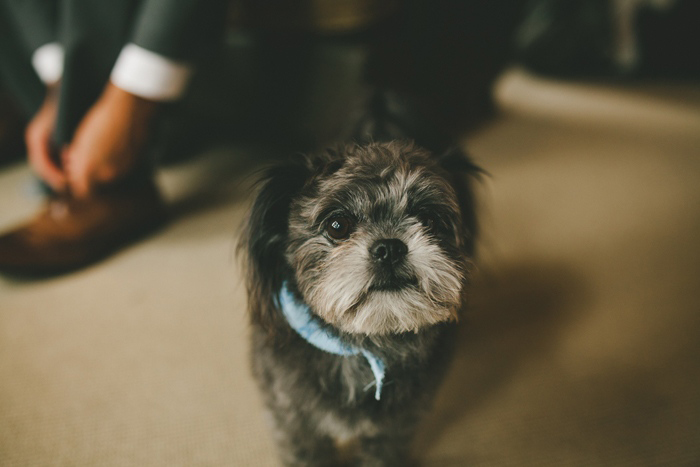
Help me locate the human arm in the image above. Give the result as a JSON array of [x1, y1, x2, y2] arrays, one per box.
[[63, 0, 229, 197]]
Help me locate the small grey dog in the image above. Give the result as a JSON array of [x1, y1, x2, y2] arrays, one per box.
[[241, 141, 479, 466]]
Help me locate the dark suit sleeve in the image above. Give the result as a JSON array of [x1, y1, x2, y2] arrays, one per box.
[[128, 0, 229, 63], [2, 0, 58, 52]]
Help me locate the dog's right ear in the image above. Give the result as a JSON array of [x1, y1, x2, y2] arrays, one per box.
[[240, 158, 311, 332], [437, 146, 484, 258]]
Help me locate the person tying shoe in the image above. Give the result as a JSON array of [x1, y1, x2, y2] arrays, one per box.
[[0, 0, 228, 275]]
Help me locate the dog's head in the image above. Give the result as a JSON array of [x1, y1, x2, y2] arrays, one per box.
[[242, 141, 479, 336]]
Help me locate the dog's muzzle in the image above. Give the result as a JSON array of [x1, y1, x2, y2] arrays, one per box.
[[369, 238, 417, 291]]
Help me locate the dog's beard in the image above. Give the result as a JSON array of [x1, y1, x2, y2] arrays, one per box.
[[295, 222, 465, 335]]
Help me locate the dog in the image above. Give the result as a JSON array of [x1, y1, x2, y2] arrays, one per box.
[[241, 140, 479, 466]]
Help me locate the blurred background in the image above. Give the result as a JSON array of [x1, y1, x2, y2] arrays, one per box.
[[1, 0, 699, 465]]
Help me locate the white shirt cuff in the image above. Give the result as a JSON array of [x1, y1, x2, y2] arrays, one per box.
[[32, 42, 64, 85], [110, 44, 192, 101]]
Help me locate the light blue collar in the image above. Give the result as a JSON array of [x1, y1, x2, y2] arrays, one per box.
[[277, 283, 386, 400]]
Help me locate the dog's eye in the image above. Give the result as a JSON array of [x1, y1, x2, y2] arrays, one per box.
[[421, 215, 437, 231], [326, 217, 353, 240]]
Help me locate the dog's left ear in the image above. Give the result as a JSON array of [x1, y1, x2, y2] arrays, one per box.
[[240, 158, 311, 332], [438, 146, 483, 257]]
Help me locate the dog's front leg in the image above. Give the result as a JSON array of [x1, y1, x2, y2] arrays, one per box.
[[356, 430, 416, 467], [267, 408, 338, 467]]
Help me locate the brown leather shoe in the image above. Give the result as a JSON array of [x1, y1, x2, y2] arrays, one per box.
[[0, 180, 167, 276]]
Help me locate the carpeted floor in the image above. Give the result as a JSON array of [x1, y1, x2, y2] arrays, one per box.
[[1, 69, 699, 466]]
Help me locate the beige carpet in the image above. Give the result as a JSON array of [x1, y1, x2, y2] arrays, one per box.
[[1, 69, 699, 466]]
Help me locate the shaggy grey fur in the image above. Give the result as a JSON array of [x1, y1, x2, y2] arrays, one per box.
[[241, 141, 479, 466]]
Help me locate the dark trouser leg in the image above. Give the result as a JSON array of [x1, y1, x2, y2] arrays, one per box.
[[361, 0, 527, 149], [0, 4, 49, 168], [0, 2, 45, 119]]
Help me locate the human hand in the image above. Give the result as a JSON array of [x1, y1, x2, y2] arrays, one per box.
[[62, 82, 159, 198], [26, 85, 65, 191]]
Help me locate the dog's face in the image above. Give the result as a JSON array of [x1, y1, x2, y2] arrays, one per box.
[[244, 141, 478, 336]]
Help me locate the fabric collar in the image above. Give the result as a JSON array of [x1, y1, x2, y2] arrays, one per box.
[[277, 283, 386, 400]]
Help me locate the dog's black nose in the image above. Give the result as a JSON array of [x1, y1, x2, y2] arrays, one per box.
[[370, 239, 408, 265]]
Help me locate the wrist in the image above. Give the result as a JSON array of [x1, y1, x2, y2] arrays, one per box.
[[103, 82, 160, 121]]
